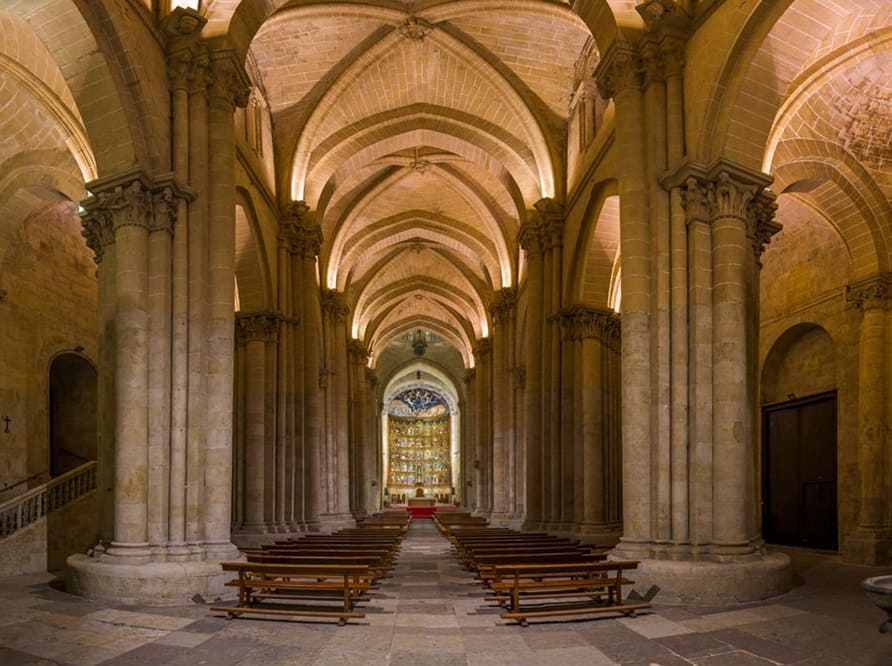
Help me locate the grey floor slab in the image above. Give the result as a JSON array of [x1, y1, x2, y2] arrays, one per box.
[[0, 524, 891, 665]]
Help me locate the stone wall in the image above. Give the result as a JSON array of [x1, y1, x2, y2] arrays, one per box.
[[0, 201, 98, 492]]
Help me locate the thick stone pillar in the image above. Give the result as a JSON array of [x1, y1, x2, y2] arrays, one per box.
[[462, 370, 477, 509], [596, 42, 652, 554], [489, 289, 516, 523], [519, 217, 545, 528], [74, 170, 224, 605], [233, 313, 280, 536], [203, 51, 248, 560], [473, 339, 492, 515], [843, 276, 892, 564], [289, 202, 323, 530], [320, 291, 353, 528], [560, 306, 622, 542], [348, 341, 370, 517]]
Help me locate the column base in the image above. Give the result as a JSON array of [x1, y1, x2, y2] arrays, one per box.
[[317, 513, 355, 532], [66, 552, 236, 606], [574, 523, 622, 547], [231, 530, 305, 550], [609, 549, 791, 605], [842, 528, 892, 565]]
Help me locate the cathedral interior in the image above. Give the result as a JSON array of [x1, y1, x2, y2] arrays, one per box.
[[1, 0, 892, 648]]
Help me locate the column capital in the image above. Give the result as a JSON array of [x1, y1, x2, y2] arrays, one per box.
[[473, 338, 492, 361], [665, 159, 774, 225], [518, 220, 545, 254], [846, 274, 892, 312], [322, 289, 350, 321], [235, 311, 281, 345], [489, 287, 517, 324], [534, 197, 564, 248], [282, 202, 323, 257], [348, 340, 370, 364], [558, 305, 622, 350], [751, 191, 782, 261], [594, 41, 642, 99], [80, 170, 192, 262], [208, 49, 250, 109]]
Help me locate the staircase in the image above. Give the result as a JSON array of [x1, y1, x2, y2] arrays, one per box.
[[0, 461, 97, 539]]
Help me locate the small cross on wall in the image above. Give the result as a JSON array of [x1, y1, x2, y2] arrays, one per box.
[[2, 416, 10, 433]]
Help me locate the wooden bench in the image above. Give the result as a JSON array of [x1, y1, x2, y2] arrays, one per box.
[[210, 561, 372, 625], [488, 560, 650, 626]]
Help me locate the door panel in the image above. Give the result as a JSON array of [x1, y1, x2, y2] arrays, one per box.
[[763, 393, 838, 550]]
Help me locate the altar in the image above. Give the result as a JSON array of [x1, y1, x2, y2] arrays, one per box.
[[407, 497, 436, 507]]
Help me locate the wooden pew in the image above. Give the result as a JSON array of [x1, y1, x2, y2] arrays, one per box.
[[210, 561, 372, 625], [488, 560, 650, 626]]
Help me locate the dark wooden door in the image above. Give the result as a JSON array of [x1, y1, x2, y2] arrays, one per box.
[[763, 392, 837, 550]]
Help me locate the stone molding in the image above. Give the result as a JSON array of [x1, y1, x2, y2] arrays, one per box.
[[558, 305, 621, 350], [235, 312, 282, 345], [80, 170, 192, 263], [846, 274, 892, 311]]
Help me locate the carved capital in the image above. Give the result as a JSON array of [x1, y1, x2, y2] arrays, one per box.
[[641, 41, 665, 85], [847, 275, 891, 312], [595, 41, 642, 99], [348, 340, 370, 364], [559, 305, 622, 350], [518, 220, 545, 254], [709, 170, 757, 221], [322, 290, 349, 321], [209, 50, 250, 109], [682, 176, 711, 224], [534, 197, 564, 248], [489, 288, 517, 324], [161, 6, 206, 42], [473, 338, 492, 361], [751, 191, 781, 261], [236, 312, 281, 345]]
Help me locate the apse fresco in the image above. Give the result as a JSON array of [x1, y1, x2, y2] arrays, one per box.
[[387, 387, 448, 417]]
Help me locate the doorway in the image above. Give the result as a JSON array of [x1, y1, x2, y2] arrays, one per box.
[[762, 391, 837, 550], [49, 353, 97, 477]]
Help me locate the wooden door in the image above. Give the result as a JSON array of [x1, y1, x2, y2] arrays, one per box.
[[762, 392, 838, 550]]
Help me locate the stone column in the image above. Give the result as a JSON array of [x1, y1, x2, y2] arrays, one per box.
[[234, 313, 280, 534], [473, 339, 492, 515], [560, 306, 622, 541], [539, 199, 565, 530], [202, 50, 248, 560], [844, 276, 892, 564], [365, 368, 381, 512], [518, 216, 545, 529], [463, 369, 477, 509], [290, 203, 323, 530], [320, 290, 353, 528], [165, 40, 202, 559], [489, 289, 516, 522], [348, 341, 370, 517], [596, 42, 652, 554]]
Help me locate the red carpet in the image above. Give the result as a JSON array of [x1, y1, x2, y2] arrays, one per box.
[[391, 504, 456, 519]]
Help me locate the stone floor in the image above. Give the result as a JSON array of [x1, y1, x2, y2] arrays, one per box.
[[0, 521, 890, 665]]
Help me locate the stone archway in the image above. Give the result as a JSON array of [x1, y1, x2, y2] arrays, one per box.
[[761, 324, 838, 551], [48, 352, 97, 477]]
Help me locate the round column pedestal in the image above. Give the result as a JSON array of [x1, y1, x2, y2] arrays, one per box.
[[66, 553, 238, 606], [621, 552, 792, 605]]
